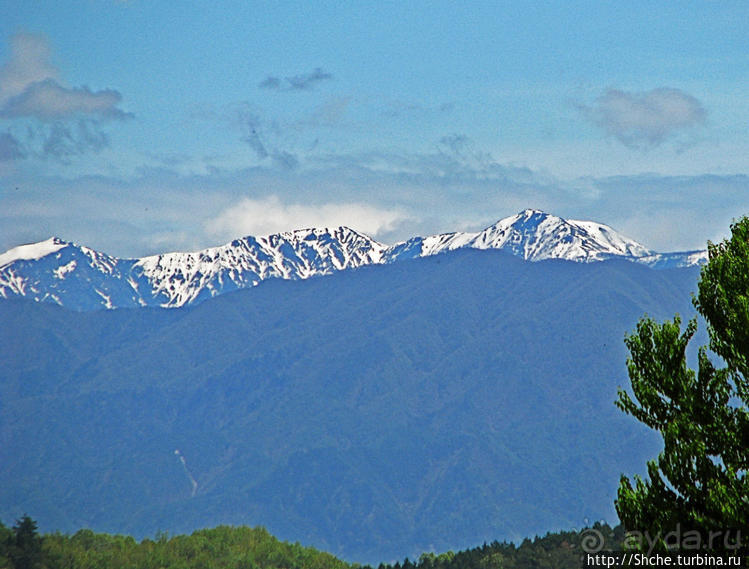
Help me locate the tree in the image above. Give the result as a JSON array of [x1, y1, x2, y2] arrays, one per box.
[[6, 516, 44, 569], [615, 217, 749, 543], [0, 520, 11, 569]]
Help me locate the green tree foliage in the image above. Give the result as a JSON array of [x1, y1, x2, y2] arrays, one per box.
[[616, 217, 749, 540], [0, 520, 11, 569], [2, 521, 353, 569], [5, 516, 44, 569], [0, 518, 625, 569], [375, 522, 625, 569]]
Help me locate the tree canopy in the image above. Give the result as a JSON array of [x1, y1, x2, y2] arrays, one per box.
[[1, 520, 352, 569], [2, 515, 44, 569], [0, 517, 624, 569], [616, 216, 749, 543]]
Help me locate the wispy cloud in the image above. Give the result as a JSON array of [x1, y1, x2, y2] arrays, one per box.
[[205, 96, 368, 175], [381, 99, 455, 119], [205, 195, 411, 241], [581, 87, 706, 149], [258, 76, 281, 90], [438, 133, 492, 163], [0, 32, 130, 162], [382, 100, 421, 118], [232, 100, 349, 170], [0, 79, 130, 121], [0, 121, 109, 164], [294, 97, 350, 129], [438, 134, 469, 153], [0, 33, 57, 108], [39, 121, 109, 160], [0, 33, 130, 121], [271, 150, 299, 170], [238, 111, 269, 160], [3, 161, 745, 258], [258, 67, 333, 92], [235, 108, 300, 169]]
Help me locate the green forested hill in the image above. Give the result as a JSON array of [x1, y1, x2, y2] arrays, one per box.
[[0, 519, 352, 569], [0, 517, 623, 569]]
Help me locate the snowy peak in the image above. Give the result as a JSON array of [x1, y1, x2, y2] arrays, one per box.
[[0, 236, 69, 267], [470, 209, 653, 261], [134, 226, 387, 307], [387, 209, 655, 263], [0, 238, 135, 310], [0, 210, 706, 310]]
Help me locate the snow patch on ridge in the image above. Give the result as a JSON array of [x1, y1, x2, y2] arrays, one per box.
[[0, 237, 67, 268], [133, 226, 388, 307], [54, 260, 77, 280]]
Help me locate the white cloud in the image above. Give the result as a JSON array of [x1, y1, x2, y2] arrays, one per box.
[[1, 79, 129, 121], [3, 156, 746, 258], [584, 87, 706, 148], [205, 196, 412, 241], [0, 32, 129, 122], [0, 32, 130, 163], [0, 33, 57, 107]]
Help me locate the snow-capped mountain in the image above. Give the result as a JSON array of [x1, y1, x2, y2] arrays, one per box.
[[0, 209, 706, 310], [0, 227, 387, 310], [385, 209, 656, 262]]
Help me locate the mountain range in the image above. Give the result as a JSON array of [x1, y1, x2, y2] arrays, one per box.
[[0, 209, 707, 310], [1, 209, 711, 561], [2, 253, 705, 562]]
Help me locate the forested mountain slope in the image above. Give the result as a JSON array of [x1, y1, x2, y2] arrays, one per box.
[[0, 249, 701, 562]]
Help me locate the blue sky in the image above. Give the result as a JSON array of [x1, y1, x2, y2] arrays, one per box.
[[1, 1, 748, 256]]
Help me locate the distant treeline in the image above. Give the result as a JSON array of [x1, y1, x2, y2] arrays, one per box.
[[375, 523, 625, 569], [0, 516, 624, 569]]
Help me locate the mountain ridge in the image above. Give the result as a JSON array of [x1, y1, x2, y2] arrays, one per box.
[[0, 248, 702, 561], [0, 209, 707, 310]]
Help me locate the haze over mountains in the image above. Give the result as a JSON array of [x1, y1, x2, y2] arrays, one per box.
[[0, 209, 706, 310], [1, 209, 707, 562]]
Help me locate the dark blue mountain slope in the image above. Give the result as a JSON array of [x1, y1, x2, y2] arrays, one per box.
[[0, 249, 702, 562]]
